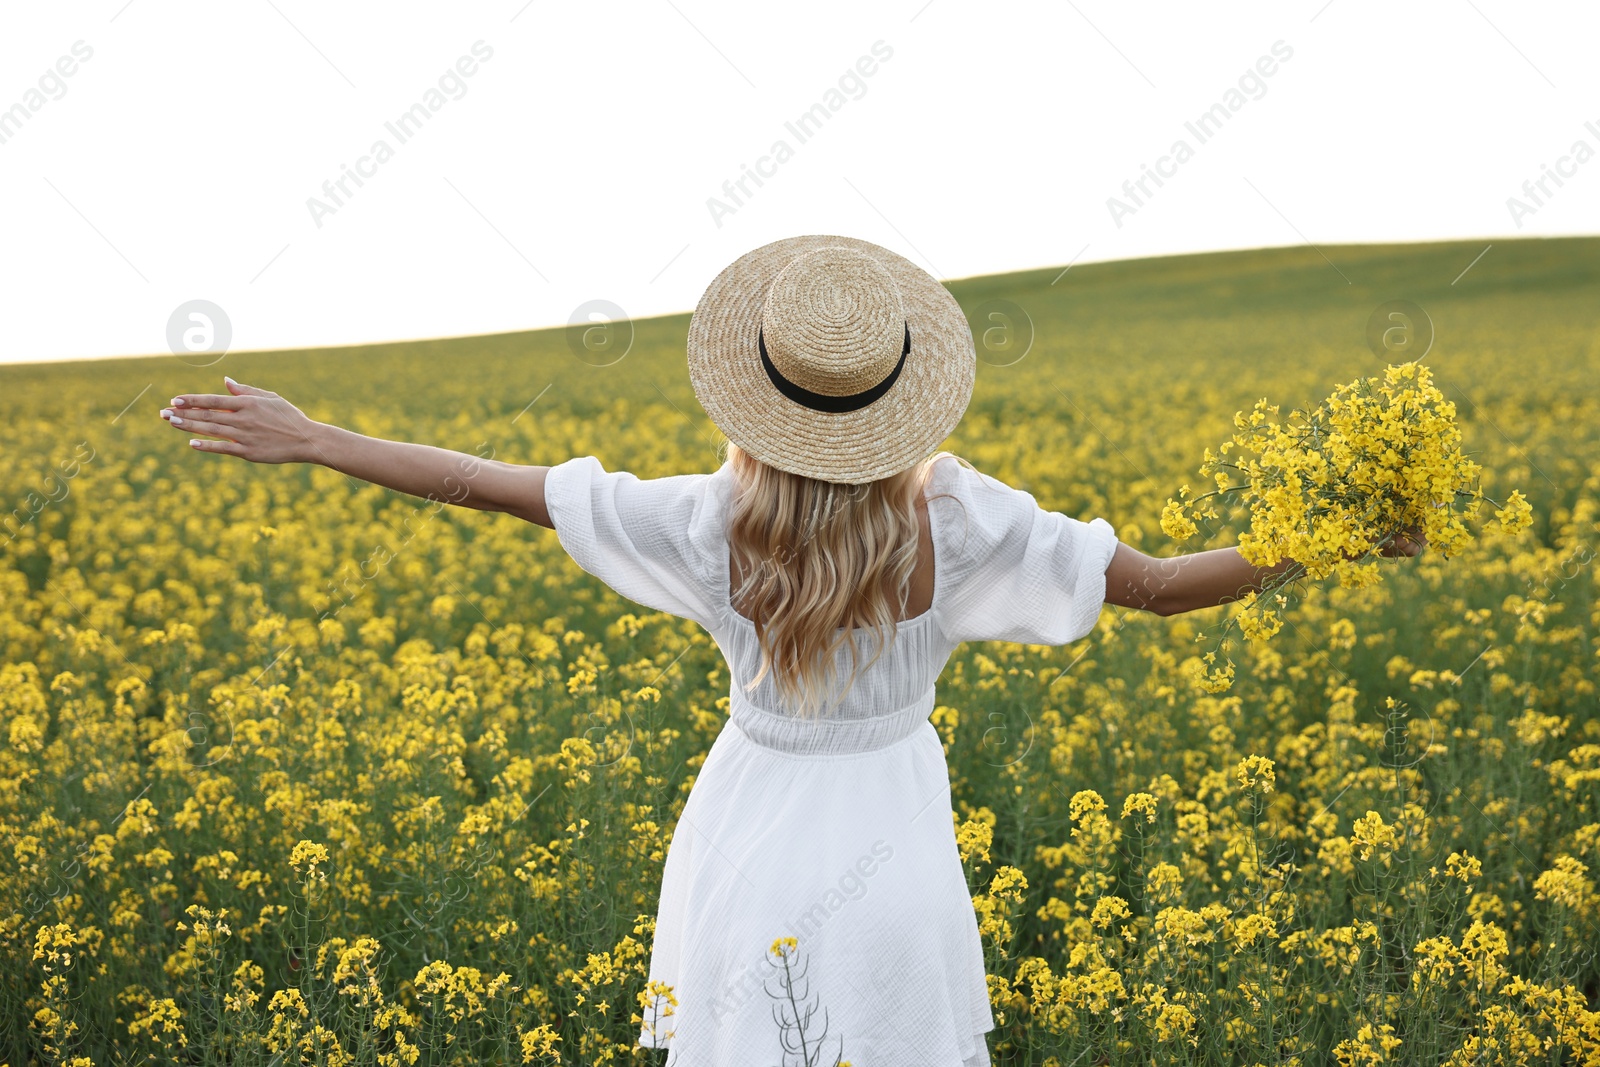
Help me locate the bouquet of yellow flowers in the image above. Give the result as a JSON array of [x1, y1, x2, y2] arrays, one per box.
[[1161, 360, 1533, 692]]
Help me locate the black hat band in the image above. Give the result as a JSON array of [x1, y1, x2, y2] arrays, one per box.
[[758, 323, 910, 414]]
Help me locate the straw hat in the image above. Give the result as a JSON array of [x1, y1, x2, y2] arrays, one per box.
[[687, 235, 975, 484]]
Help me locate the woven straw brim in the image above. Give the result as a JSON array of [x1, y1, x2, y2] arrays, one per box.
[[687, 235, 975, 484]]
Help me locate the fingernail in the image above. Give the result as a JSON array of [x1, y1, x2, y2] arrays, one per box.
[[171, 397, 185, 407], [224, 376, 237, 385], [160, 408, 173, 419], [170, 415, 184, 426]]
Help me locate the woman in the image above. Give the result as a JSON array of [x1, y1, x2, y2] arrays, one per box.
[[161, 235, 1422, 1065]]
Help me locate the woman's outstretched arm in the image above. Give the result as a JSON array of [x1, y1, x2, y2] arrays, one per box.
[[161, 378, 556, 529], [1103, 533, 1424, 617]]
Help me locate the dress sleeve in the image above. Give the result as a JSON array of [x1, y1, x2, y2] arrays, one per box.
[[542, 456, 726, 630], [928, 458, 1119, 647]]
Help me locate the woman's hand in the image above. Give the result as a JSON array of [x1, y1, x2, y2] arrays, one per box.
[[1107, 521, 1426, 618], [1350, 523, 1427, 561], [1376, 524, 1427, 558], [160, 377, 323, 464], [160, 377, 555, 523]]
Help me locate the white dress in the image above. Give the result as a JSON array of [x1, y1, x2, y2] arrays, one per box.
[[544, 453, 1119, 1067]]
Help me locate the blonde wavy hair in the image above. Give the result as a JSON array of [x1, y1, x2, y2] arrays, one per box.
[[724, 441, 969, 718]]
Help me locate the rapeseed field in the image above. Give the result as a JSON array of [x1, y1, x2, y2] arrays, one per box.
[[2, 237, 1596, 1064]]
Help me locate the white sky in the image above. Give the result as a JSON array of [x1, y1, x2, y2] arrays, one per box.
[[2, 0, 1596, 365]]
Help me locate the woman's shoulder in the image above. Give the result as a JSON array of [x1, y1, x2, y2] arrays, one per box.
[[542, 455, 731, 628], [922, 455, 1120, 646], [549, 455, 730, 498], [924, 455, 1109, 568], [545, 455, 731, 560], [924, 455, 1031, 530]]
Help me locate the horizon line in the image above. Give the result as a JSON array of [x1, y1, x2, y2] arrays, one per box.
[[4, 232, 1591, 370]]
